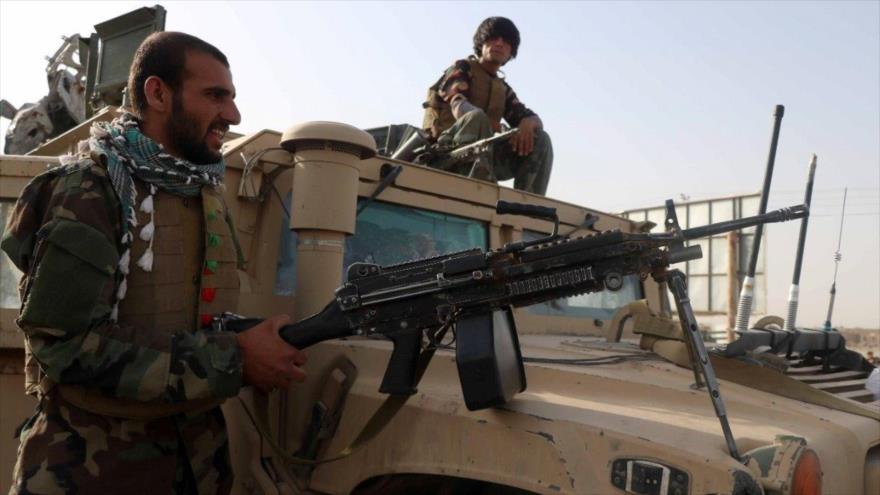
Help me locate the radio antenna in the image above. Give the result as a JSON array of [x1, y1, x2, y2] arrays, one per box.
[[783, 155, 817, 330], [734, 105, 785, 332], [822, 187, 847, 331]]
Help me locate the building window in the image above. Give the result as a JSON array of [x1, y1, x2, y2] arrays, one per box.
[[622, 194, 764, 314]]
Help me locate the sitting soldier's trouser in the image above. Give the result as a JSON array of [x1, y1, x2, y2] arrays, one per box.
[[435, 109, 553, 195]]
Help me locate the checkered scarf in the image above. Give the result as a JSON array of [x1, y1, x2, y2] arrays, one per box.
[[86, 112, 226, 321]]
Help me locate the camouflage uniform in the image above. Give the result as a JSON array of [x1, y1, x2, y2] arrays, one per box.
[[2, 154, 243, 494], [423, 57, 553, 194]]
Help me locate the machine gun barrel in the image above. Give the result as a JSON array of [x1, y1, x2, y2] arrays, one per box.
[[680, 204, 807, 240], [448, 127, 519, 159]]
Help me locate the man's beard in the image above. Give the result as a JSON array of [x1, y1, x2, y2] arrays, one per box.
[[168, 94, 222, 165]]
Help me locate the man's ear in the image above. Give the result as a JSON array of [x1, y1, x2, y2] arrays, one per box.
[[143, 76, 173, 113]]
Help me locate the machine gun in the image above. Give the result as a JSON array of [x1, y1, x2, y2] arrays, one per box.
[[224, 199, 807, 460], [402, 127, 519, 181], [446, 127, 519, 180]]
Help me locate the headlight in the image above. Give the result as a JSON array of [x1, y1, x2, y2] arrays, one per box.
[[743, 435, 823, 495], [790, 448, 822, 495]]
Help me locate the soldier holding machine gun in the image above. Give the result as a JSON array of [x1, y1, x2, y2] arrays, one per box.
[[1, 32, 306, 494]]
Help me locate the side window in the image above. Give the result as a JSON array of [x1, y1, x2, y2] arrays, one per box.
[[521, 229, 643, 320], [274, 192, 297, 296], [0, 201, 23, 308], [344, 200, 487, 272]]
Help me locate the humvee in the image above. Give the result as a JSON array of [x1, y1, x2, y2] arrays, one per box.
[[0, 106, 878, 495]]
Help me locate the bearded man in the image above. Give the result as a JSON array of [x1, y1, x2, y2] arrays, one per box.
[[423, 17, 553, 195], [2, 32, 306, 494]]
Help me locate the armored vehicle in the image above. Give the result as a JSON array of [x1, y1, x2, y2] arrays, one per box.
[[0, 107, 878, 495]]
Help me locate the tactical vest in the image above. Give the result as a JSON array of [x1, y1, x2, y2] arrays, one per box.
[[423, 57, 507, 138], [30, 184, 243, 420]]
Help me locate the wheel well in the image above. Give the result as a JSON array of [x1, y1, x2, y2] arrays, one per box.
[[351, 473, 540, 495]]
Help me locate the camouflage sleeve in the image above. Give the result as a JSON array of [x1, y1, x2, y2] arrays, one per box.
[[436, 59, 473, 103], [502, 82, 538, 128], [1, 161, 242, 403]]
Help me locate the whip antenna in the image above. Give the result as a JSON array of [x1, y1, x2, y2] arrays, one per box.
[[734, 105, 785, 332], [783, 155, 817, 330], [822, 187, 847, 331]]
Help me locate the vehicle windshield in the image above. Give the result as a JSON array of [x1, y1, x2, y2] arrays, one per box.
[[521, 229, 643, 320], [274, 195, 487, 294]]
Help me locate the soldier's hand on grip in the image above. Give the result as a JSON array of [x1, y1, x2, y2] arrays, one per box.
[[236, 314, 308, 392]]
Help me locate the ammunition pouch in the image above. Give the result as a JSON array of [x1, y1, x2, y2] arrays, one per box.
[[20, 218, 117, 333]]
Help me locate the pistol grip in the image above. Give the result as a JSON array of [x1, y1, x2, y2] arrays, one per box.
[[379, 331, 422, 396]]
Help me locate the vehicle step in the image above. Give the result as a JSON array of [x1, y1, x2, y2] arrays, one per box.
[[792, 370, 869, 382], [836, 389, 876, 400], [812, 379, 868, 391], [786, 364, 840, 374]]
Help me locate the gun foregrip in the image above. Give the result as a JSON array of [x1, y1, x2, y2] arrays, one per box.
[[496, 200, 557, 221], [379, 331, 422, 396]]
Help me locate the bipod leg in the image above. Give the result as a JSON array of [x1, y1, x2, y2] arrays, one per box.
[[665, 271, 703, 389], [666, 269, 742, 462]]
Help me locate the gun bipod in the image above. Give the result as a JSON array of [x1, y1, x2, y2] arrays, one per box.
[[664, 269, 742, 463]]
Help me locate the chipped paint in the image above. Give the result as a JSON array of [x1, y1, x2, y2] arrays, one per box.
[[525, 430, 556, 443]]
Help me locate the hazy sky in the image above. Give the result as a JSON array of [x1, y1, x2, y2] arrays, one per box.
[[1, 0, 878, 327]]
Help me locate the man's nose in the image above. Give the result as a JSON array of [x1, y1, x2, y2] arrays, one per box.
[[223, 101, 241, 126]]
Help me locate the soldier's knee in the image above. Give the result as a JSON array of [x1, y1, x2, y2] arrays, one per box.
[[534, 128, 553, 151], [457, 109, 491, 127]]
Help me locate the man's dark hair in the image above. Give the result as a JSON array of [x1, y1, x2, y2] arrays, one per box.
[[127, 31, 229, 116], [473, 17, 520, 58]]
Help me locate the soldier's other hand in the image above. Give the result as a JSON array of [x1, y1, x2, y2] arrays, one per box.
[[236, 314, 308, 392], [511, 117, 538, 156]]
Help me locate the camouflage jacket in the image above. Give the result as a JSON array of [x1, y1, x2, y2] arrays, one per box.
[[1, 156, 243, 403], [430, 57, 537, 128]]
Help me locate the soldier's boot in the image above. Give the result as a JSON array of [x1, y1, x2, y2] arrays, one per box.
[[468, 154, 495, 182]]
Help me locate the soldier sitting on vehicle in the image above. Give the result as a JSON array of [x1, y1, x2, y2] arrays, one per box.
[[422, 16, 553, 195]]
